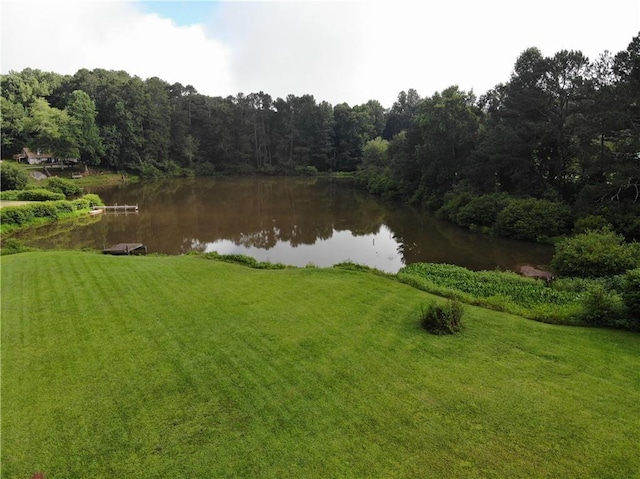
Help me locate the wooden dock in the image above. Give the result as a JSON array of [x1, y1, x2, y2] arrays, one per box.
[[101, 204, 138, 212], [103, 243, 147, 255], [91, 204, 139, 215]]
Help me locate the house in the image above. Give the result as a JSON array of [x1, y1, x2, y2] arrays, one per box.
[[15, 147, 56, 165], [14, 147, 79, 165]]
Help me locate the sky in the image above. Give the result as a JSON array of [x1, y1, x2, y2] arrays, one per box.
[[1, 0, 639, 107]]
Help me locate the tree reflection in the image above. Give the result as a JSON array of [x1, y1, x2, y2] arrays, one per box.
[[21, 177, 553, 272]]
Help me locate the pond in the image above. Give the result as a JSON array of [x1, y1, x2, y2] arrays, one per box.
[[12, 177, 553, 273]]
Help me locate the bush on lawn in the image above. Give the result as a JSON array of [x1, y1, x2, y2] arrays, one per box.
[[420, 300, 465, 335]]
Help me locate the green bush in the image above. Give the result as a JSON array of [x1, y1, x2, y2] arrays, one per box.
[[82, 194, 104, 207], [436, 190, 473, 222], [46, 177, 83, 197], [30, 203, 59, 219], [494, 198, 572, 242], [355, 167, 399, 198], [294, 165, 319, 176], [194, 162, 216, 176], [0, 190, 20, 200], [0, 206, 36, 225], [210, 253, 286, 270], [72, 198, 91, 210], [454, 193, 510, 228], [573, 215, 612, 234], [1, 189, 65, 201], [0, 162, 28, 190], [551, 229, 640, 278], [579, 284, 625, 328], [138, 163, 165, 179], [52, 201, 75, 214], [622, 268, 640, 327], [21, 189, 66, 201], [420, 300, 465, 335]]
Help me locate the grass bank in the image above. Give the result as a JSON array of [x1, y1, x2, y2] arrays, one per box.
[[0, 194, 103, 236], [2, 251, 639, 478]]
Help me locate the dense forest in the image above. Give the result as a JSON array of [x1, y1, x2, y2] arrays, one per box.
[[2, 34, 639, 239]]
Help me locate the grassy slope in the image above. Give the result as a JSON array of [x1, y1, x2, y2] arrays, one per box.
[[2, 252, 639, 479]]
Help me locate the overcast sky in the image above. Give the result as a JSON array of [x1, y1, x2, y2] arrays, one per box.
[[2, 0, 639, 107]]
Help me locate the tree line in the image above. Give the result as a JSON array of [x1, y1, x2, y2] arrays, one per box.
[[357, 34, 640, 240], [1, 68, 385, 176], [1, 33, 638, 239]]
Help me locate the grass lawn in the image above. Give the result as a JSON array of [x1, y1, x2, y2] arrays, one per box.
[[2, 251, 639, 478]]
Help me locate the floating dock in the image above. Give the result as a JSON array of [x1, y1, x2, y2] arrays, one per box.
[[103, 243, 147, 255], [101, 204, 138, 212], [90, 204, 139, 215]]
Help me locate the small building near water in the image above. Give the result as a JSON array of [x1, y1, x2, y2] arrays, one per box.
[[14, 147, 78, 166]]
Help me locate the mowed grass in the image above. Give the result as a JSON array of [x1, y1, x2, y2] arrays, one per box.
[[2, 252, 639, 479]]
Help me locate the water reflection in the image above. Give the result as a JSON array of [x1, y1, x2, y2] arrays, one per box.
[[11, 177, 553, 273], [194, 225, 404, 271]]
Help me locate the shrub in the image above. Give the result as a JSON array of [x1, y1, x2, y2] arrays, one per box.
[[72, 198, 91, 210], [194, 162, 216, 176], [138, 163, 165, 179], [0, 190, 20, 200], [437, 190, 473, 222], [30, 203, 59, 219], [0, 162, 28, 190], [52, 201, 75, 214], [45, 177, 83, 197], [494, 198, 572, 242], [12, 189, 65, 201], [82, 194, 104, 207], [294, 165, 318, 176], [579, 284, 625, 327], [355, 167, 399, 198], [622, 268, 640, 328], [218, 253, 286, 270], [551, 229, 640, 278], [420, 300, 465, 335], [573, 215, 612, 234], [454, 193, 510, 228], [0, 206, 35, 225]]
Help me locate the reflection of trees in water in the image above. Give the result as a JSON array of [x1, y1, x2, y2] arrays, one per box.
[[97, 177, 389, 252], [10, 214, 104, 250], [32, 178, 553, 271], [384, 207, 553, 271]]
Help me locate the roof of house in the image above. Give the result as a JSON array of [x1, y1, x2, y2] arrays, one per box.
[[21, 147, 54, 159]]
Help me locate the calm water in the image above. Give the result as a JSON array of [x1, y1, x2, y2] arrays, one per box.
[[12, 177, 553, 273]]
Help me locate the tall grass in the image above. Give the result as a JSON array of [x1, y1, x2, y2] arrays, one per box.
[[398, 263, 584, 324]]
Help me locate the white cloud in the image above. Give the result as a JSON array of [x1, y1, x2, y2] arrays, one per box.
[[206, 1, 371, 103], [204, 0, 639, 106], [1, 0, 639, 107], [1, 0, 232, 95]]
